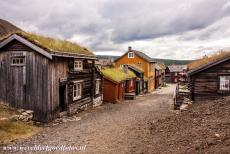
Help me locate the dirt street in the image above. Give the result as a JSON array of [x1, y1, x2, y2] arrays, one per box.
[[1, 84, 175, 154]]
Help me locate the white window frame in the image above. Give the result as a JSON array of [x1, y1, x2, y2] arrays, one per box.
[[74, 60, 83, 71], [95, 79, 100, 95], [11, 56, 25, 66], [120, 64, 124, 69], [128, 52, 134, 58], [219, 76, 230, 91], [73, 81, 83, 101]]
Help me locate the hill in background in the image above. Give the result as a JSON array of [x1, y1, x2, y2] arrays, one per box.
[[0, 19, 22, 38], [96, 55, 193, 66]]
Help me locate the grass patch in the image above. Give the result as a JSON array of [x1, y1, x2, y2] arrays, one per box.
[[101, 68, 136, 82], [0, 103, 40, 145], [0, 120, 40, 145], [0, 31, 94, 56]]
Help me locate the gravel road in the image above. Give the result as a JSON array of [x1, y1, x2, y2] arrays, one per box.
[[1, 84, 176, 154]]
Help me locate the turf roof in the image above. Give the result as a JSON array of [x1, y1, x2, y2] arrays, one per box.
[[188, 51, 230, 71], [0, 31, 94, 56], [101, 68, 136, 83]]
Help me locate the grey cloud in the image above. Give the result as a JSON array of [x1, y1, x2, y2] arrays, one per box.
[[1, 0, 230, 59]]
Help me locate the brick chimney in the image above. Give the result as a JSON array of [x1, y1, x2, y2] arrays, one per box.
[[128, 46, 132, 51]]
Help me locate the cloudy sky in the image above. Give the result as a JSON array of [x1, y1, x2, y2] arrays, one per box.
[[1, 0, 230, 60]]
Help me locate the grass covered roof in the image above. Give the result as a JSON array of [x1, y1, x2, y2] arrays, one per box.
[[101, 68, 136, 83], [0, 31, 94, 56], [188, 51, 230, 71]]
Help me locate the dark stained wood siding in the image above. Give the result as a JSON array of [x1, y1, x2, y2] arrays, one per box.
[[189, 59, 230, 101], [0, 40, 49, 122]]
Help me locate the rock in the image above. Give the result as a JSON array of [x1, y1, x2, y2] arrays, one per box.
[[180, 104, 188, 111], [62, 119, 67, 123], [10, 115, 20, 121], [22, 112, 28, 116], [17, 109, 25, 113], [215, 133, 220, 138], [25, 110, 34, 114], [206, 137, 216, 146], [0, 117, 8, 121]]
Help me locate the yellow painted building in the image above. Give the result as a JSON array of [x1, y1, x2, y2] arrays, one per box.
[[115, 47, 156, 92]]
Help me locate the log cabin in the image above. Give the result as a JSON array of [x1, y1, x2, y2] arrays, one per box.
[[114, 46, 156, 92], [188, 51, 230, 101], [101, 68, 136, 103], [0, 32, 103, 122]]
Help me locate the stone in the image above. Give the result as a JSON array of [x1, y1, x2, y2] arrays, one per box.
[[25, 110, 34, 114], [0, 117, 8, 121], [215, 133, 220, 138], [22, 112, 28, 116], [206, 137, 216, 146], [10, 115, 20, 121], [17, 109, 25, 113]]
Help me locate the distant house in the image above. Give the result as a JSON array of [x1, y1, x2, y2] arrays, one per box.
[[188, 52, 230, 101], [114, 47, 156, 92], [101, 68, 136, 103], [123, 64, 146, 95], [165, 65, 187, 83], [0, 32, 103, 122], [155, 63, 166, 88]]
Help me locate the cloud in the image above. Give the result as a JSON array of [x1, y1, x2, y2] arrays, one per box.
[[0, 0, 230, 60]]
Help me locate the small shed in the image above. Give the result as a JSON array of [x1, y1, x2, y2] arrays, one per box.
[[101, 68, 136, 103]]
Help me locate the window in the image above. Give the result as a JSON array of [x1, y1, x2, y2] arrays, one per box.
[[74, 60, 83, 71], [128, 52, 134, 58], [120, 64, 124, 69], [219, 76, 230, 91], [130, 80, 133, 87], [137, 62, 142, 67], [95, 80, 100, 95], [73, 82, 82, 100], [11, 57, 25, 65]]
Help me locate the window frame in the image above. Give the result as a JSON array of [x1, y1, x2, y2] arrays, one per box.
[[73, 81, 83, 101], [219, 76, 230, 91], [74, 60, 83, 71], [128, 52, 134, 58], [95, 79, 101, 95], [11, 56, 26, 66]]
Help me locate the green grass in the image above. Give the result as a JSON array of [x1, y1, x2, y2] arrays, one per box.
[[0, 31, 94, 56], [101, 68, 136, 82]]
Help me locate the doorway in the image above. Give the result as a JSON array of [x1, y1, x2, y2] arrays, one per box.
[[59, 85, 66, 112]]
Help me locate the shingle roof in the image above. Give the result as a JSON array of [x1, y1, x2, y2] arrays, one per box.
[[167, 65, 187, 72], [132, 50, 156, 63], [115, 48, 156, 63]]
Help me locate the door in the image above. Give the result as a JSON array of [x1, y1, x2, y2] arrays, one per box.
[[59, 85, 66, 112], [9, 55, 26, 108]]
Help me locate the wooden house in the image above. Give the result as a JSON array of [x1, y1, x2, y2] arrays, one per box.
[[101, 68, 136, 103], [114, 47, 156, 92], [165, 65, 187, 83], [188, 51, 230, 101], [123, 64, 146, 95], [155, 63, 166, 88], [0, 32, 103, 122]]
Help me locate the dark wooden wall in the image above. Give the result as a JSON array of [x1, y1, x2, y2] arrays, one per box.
[[0, 40, 49, 122], [189, 59, 230, 101]]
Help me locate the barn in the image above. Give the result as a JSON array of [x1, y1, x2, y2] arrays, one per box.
[[188, 52, 230, 101], [0, 32, 103, 122]]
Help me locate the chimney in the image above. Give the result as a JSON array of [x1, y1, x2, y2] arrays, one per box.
[[128, 46, 132, 51]]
